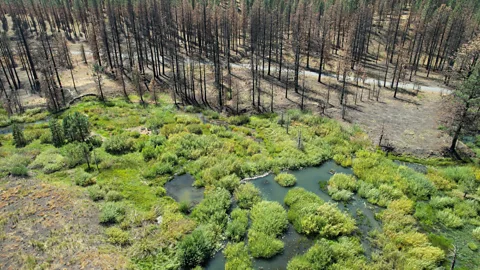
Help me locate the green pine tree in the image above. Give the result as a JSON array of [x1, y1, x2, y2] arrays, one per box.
[[12, 124, 27, 148], [49, 119, 65, 147], [63, 112, 90, 143]]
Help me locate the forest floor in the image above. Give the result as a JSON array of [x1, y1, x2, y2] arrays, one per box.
[[10, 38, 468, 158], [0, 176, 129, 269]]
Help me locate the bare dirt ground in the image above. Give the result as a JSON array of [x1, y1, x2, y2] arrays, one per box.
[[221, 61, 463, 157], [9, 33, 463, 158], [0, 176, 128, 269]]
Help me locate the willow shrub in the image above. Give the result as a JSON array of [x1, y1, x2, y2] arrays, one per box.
[[415, 202, 436, 227], [329, 188, 353, 201], [248, 201, 288, 258], [29, 148, 65, 174], [233, 183, 261, 209], [177, 225, 216, 268], [250, 201, 288, 237], [437, 209, 464, 228], [287, 239, 333, 270], [224, 242, 253, 270], [473, 227, 480, 241], [284, 188, 355, 237], [274, 173, 297, 187], [426, 168, 456, 190], [398, 166, 436, 200], [288, 237, 367, 270], [248, 229, 284, 258], [357, 180, 404, 207], [218, 174, 241, 193], [376, 201, 445, 269], [104, 134, 136, 155], [430, 196, 456, 209], [226, 208, 249, 242], [99, 202, 126, 224], [328, 173, 357, 191], [191, 188, 231, 229]]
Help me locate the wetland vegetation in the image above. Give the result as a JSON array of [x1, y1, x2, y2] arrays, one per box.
[[1, 95, 480, 269]]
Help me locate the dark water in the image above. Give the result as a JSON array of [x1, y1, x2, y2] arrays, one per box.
[[205, 160, 381, 270], [394, 160, 427, 174], [164, 174, 204, 206]]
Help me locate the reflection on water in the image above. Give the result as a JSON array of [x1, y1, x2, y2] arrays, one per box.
[[206, 160, 382, 270], [164, 174, 204, 206]]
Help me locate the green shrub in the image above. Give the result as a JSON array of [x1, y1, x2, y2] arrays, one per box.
[[175, 114, 201, 125], [328, 173, 357, 191], [179, 201, 191, 214], [234, 183, 261, 209], [247, 201, 288, 258], [155, 187, 166, 197], [73, 169, 95, 187], [160, 152, 178, 164], [62, 143, 87, 168], [99, 202, 126, 224], [219, 174, 240, 192], [430, 196, 456, 209], [86, 135, 103, 148], [329, 187, 353, 201], [10, 165, 28, 176], [187, 124, 203, 134], [105, 227, 130, 246], [141, 143, 158, 161], [184, 105, 197, 113], [0, 154, 31, 175], [106, 191, 123, 202], [251, 201, 288, 237], [149, 135, 167, 146], [227, 115, 250, 126], [142, 162, 174, 179], [436, 209, 463, 228], [12, 124, 27, 148], [49, 119, 64, 147], [472, 227, 480, 241], [191, 188, 231, 228], [415, 202, 436, 227], [161, 123, 186, 138], [29, 149, 65, 174], [441, 166, 475, 184], [104, 134, 135, 154], [248, 230, 284, 258], [285, 188, 356, 237], [202, 110, 220, 119], [284, 187, 323, 206], [467, 242, 478, 251], [454, 200, 478, 218], [62, 112, 90, 143], [274, 173, 297, 187], [226, 208, 249, 242], [287, 239, 333, 270], [39, 132, 52, 144], [287, 109, 302, 121], [224, 242, 253, 270], [87, 185, 105, 201], [178, 226, 216, 268], [399, 167, 436, 200], [333, 153, 352, 167]]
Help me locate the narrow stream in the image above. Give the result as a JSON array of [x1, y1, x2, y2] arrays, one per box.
[[0, 119, 50, 135]]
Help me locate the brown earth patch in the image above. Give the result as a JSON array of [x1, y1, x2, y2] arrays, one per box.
[[0, 177, 128, 270]]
